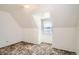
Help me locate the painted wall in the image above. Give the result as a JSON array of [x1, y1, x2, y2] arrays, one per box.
[[32, 13, 53, 44], [76, 20, 79, 54], [0, 11, 39, 48], [23, 28, 38, 44], [32, 12, 77, 52], [0, 11, 22, 47], [53, 27, 76, 52], [0, 10, 77, 52]]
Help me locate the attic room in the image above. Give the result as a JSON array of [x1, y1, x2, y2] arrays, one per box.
[[0, 4, 79, 55]]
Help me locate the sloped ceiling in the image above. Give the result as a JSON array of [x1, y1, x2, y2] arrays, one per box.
[[0, 4, 79, 28]]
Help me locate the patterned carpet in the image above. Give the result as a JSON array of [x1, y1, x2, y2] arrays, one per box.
[[0, 41, 76, 55]]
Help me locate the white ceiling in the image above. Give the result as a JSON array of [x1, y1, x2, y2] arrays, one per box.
[[0, 4, 79, 28]]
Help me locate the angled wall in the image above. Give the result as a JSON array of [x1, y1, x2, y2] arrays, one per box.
[[0, 11, 23, 47], [0, 10, 39, 47], [0, 5, 78, 52]]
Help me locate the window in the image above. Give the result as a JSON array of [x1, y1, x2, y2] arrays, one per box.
[[32, 12, 52, 34], [41, 19, 52, 34]]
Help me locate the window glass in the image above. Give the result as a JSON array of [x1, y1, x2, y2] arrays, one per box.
[[42, 19, 52, 34]]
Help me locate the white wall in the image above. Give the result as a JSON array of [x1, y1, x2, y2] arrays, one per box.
[[76, 28, 79, 54], [32, 12, 77, 52], [25, 27, 77, 52], [0, 10, 77, 52], [53, 27, 76, 52], [0, 10, 39, 48], [23, 28, 38, 44], [32, 13, 53, 44], [0, 11, 22, 47], [76, 20, 79, 54]]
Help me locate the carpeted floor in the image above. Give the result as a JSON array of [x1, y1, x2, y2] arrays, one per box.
[[0, 41, 76, 55]]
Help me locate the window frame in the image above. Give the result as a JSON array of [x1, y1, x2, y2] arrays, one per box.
[[41, 18, 52, 34]]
